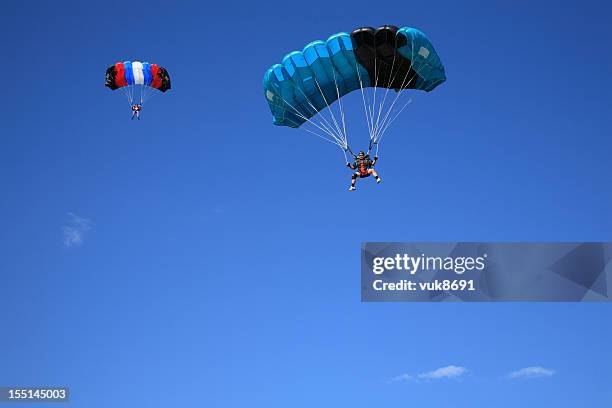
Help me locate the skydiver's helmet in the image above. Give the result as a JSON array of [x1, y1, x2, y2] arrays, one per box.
[[357, 151, 366, 159]]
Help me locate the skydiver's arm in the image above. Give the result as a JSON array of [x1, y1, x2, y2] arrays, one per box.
[[346, 162, 356, 169], [372, 156, 378, 166]]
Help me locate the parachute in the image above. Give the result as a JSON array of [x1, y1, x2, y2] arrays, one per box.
[[105, 61, 171, 105], [263, 25, 445, 159]]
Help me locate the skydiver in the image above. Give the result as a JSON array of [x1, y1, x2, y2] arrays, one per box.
[[131, 104, 142, 120], [346, 151, 381, 191]]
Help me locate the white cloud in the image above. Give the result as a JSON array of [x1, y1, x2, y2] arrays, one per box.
[[63, 213, 91, 247], [390, 365, 468, 383], [418, 365, 468, 380], [508, 366, 556, 380], [389, 373, 414, 382]]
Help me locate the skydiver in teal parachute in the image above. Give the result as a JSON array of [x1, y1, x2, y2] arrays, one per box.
[[262, 25, 446, 190], [346, 151, 381, 191]]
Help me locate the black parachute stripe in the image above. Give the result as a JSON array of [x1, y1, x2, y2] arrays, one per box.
[[351, 25, 419, 90], [104, 66, 118, 90], [158, 67, 171, 92]]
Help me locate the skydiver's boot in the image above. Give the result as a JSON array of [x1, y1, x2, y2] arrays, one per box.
[[375, 176, 382, 183], [349, 186, 356, 191]]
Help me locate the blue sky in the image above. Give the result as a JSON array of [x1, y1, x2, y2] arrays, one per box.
[[1, 0, 611, 406]]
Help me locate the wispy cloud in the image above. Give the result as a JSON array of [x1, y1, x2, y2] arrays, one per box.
[[507, 366, 556, 380], [389, 373, 415, 382], [63, 212, 92, 247], [390, 365, 468, 383], [418, 365, 468, 380]]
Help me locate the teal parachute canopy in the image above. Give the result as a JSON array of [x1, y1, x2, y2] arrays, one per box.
[[263, 25, 445, 130]]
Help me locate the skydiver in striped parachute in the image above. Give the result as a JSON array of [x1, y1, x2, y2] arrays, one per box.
[[131, 104, 142, 120], [346, 151, 381, 191]]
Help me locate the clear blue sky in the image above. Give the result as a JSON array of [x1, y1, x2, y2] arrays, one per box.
[[1, 0, 611, 406]]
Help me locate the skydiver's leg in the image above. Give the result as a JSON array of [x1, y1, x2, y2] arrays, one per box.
[[349, 173, 358, 191], [368, 169, 381, 183]]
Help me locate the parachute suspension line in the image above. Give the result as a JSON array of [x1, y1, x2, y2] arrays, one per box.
[[370, 45, 415, 144], [148, 86, 159, 104], [149, 85, 160, 104], [311, 74, 348, 149], [273, 97, 347, 148], [149, 88, 159, 104], [284, 104, 344, 146], [354, 60, 375, 142], [370, 45, 380, 142], [358, 52, 386, 147], [142, 85, 148, 104], [280, 113, 344, 149], [371, 46, 399, 143], [341, 146, 349, 163], [141, 85, 155, 105], [127, 84, 133, 105], [375, 46, 436, 145], [273, 94, 341, 144], [376, 54, 435, 145], [142, 84, 151, 104], [286, 116, 349, 149], [121, 86, 131, 105], [364, 60, 378, 141], [291, 83, 348, 147], [283, 109, 345, 148], [376, 96, 414, 147], [370, 41, 420, 145], [330, 64, 350, 151], [376, 97, 414, 144]]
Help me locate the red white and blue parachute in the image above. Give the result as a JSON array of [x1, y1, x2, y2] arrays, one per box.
[[105, 61, 171, 105]]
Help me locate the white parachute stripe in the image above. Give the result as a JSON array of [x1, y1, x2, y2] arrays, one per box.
[[132, 62, 144, 85]]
